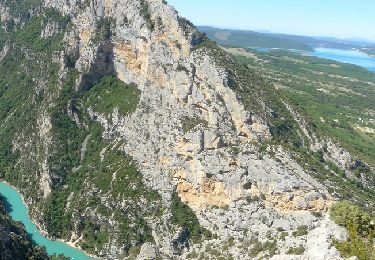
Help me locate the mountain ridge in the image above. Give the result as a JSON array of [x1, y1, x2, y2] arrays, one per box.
[[199, 26, 375, 53], [0, 0, 374, 259]]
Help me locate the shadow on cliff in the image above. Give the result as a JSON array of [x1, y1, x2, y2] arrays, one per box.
[[79, 40, 117, 91]]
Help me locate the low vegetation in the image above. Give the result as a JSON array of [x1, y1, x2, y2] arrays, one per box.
[[140, 0, 155, 30], [286, 245, 305, 255], [95, 18, 113, 41], [181, 116, 209, 133], [292, 225, 309, 237], [249, 239, 278, 258], [83, 76, 141, 115], [330, 201, 375, 260], [171, 193, 212, 243]]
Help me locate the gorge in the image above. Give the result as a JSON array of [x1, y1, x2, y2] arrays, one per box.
[[0, 0, 374, 259]]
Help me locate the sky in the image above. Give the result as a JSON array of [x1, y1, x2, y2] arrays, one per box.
[[167, 0, 375, 41]]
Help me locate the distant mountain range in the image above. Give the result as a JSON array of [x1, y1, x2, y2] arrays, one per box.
[[199, 26, 375, 56]]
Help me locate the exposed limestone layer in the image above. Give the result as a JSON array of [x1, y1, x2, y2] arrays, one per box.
[[41, 0, 346, 258], [37, 111, 52, 198]]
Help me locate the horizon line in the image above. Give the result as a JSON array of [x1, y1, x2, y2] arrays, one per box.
[[196, 24, 375, 44]]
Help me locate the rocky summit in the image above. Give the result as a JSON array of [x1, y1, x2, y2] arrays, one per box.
[[0, 0, 374, 259]]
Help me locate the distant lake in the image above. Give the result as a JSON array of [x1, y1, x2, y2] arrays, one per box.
[[250, 47, 375, 72], [311, 48, 375, 72]]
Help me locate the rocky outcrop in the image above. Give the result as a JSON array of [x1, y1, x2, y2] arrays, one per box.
[[43, 1, 345, 258], [38, 0, 350, 258], [0, 3, 10, 22]]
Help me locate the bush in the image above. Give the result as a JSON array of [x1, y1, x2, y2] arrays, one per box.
[[181, 116, 208, 133], [249, 240, 264, 258], [279, 231, 288, 241], [249, 240, 278, 257], [171, 193, 212, 243], [83, 76, 140, 115], [330, 201, 375, 260], [140, 0, 155, 30], [96, 18, 113, 41], [286, 245, 305, 255], [330, 201, 374, 237], [292, 225, 309, 237], [333, 225, 374, 260]]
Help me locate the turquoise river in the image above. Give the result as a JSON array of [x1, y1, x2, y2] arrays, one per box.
[[0, 181, 93, 260]]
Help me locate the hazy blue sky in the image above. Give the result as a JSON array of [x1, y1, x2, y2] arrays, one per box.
[[168, 0, 375, 41]]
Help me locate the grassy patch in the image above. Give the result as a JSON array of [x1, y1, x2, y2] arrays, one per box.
[[83, 76, 140, 115], [181, 116, 208, 133], [171, 193, 212, 243], [286, 245, 305, 255], [248, 239, 278, 257], [292, 225, 309, 237], [330, 201, 375, 260], [139, 0, 154, 30]]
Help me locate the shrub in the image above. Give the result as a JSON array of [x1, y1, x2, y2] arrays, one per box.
[[286, 245, 305, 255], [292, 225, 309, 237], [279, 232, 288, 241], [330, 201, 375, 260], [140, 0, 155, 30], [249, 240, 264, 258], [249, 240, 278, 257], [187, 251, 199, 259], [171, 193, 212, 243], [330, 201, 374, 237], [333, 225, 374, 260], [181, 116, 208, 133], [96, 18, 113, 41], [83, 76, 141, 116]]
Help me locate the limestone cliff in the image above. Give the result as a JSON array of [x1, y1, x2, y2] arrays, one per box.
[[0, 0, 372, 259]]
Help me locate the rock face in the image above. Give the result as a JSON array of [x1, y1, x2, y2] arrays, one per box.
[[0, 0, 369, 259], [44, 0, 324, 209]]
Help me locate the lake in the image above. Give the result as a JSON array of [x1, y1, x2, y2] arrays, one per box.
[[250, 46, 375, 72], [311, 48, 375, 72], [0, 181, 93, 260]]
